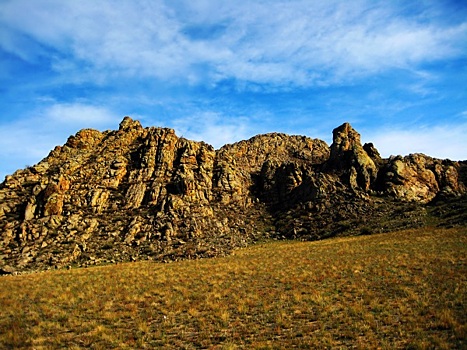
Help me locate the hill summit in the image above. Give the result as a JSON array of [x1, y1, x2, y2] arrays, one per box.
[[1, 117, 466, 274]]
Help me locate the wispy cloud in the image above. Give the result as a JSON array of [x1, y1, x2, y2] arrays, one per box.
[[0, 0, 466, 179], [45, 103, 115, 126], [0, 102, 119, 179], [367, 124, 467, 160], [1, 0, 465, 88], [170, 112, 258, 149], [0, 119, 60, 180]]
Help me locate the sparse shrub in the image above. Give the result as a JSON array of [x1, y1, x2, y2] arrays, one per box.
[[339, 222, 352, 232], [359, 226, 373, 235], [102, 243, 113, 250]]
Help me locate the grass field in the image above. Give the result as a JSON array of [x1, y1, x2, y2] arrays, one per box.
[[0, 227, 465, 349]]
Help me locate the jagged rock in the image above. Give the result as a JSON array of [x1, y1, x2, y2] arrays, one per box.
[[0, 118, 465, 273], [327, 122, 377, 191], [363, 143, 382, 166], [88, 189, 110, 213], [378, 154, 465, 203], [119, 116, 142, 131], [24, 200, 36, 221], [214, 133, 329, 204]]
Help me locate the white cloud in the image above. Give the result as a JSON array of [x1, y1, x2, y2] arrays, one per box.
[[0, 118, 61, 180], [1, 0, 465, 88], [0, 102, 255, 179], [0, 102, 120, 180], [45, 103, 115, 126], [1, 0, 465, 180], [169, 112, 258, 149], [366, 124, 467, 160]]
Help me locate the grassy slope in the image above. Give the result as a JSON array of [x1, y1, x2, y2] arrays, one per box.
[[0, 227, 465, 349]]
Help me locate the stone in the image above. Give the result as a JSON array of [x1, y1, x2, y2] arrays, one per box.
[[377, 154, 465, 203], [119, 116, 142, 131], [327, 122, 377, 191], [0, 265, 16, 275], [0, 117, 465, 273], [24, 201, 36, 221]]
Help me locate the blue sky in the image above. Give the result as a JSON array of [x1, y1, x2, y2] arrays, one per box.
[[1, 0, 466, 180]]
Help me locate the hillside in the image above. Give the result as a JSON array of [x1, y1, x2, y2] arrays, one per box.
[[0, 117, 466, 273], [0, 227, 465, 349]]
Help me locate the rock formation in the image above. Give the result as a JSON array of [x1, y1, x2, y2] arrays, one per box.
[[0, 117, 465, 274]]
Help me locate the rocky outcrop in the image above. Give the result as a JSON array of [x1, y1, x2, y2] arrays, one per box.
[[327, 122, 377, 191], [376, 154, 465, 203], [214, 133, 329, 204], [0, 117, 465, 274]]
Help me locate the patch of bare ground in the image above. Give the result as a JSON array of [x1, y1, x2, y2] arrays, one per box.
[[0, 227, 465, 349]]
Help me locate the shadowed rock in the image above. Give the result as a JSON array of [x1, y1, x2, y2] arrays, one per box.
[[0, 118, 465, 273]]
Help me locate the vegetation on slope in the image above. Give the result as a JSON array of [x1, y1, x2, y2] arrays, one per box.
[[0, 227, 465, 349]]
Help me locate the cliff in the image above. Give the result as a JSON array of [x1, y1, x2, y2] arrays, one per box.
[[0, 117, 465, 274]]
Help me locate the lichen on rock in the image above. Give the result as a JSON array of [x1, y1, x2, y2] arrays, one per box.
[[0, 118, 465, 273]]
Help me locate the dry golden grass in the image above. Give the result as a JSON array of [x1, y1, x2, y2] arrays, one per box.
[[0, 227, 465, 349]]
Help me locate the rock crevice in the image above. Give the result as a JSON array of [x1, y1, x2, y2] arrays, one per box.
[[0, 117, 465, 273]]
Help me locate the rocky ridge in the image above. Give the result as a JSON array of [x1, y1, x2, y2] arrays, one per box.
[[0, 117, 466, 274]]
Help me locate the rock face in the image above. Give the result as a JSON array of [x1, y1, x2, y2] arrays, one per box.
[[0, 117, 465, 273], [327, 122, 378, 191]]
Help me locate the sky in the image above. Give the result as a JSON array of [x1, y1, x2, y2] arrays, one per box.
[[0, 0, 466, 180]]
